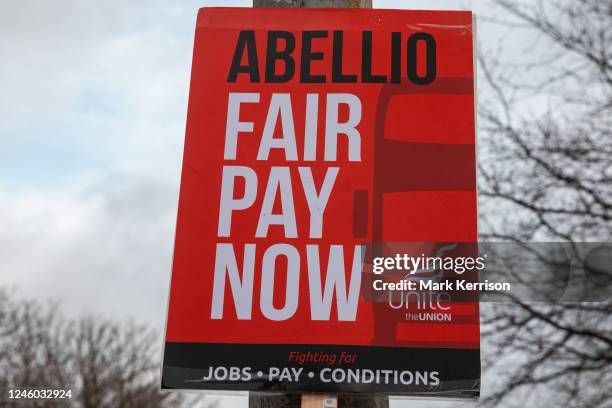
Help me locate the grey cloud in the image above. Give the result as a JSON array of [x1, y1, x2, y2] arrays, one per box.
[[0, 172, 179, 329]]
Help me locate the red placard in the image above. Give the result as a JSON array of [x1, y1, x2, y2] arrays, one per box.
[[163, 7, 479, 397]]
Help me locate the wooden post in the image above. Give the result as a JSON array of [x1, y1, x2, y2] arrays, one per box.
[[301, 394, 338, 408], [248, 3, 387, 406], [255, 0, 371, 7]]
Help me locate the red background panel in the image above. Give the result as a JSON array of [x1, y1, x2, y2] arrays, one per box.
[[165, 7, 478, 350]]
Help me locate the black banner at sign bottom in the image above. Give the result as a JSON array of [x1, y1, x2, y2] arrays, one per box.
[[162, 343, 480, 397]]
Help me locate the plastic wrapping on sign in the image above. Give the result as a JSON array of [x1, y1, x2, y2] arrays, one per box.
[[162, 6, 480, 400]]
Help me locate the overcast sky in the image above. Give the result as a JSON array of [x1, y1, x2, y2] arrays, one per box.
[[1, 1, 510, 406]]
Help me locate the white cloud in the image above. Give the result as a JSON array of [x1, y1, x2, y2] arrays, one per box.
[[0, 1, 201, 327], [0, 0, 211, 190]]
